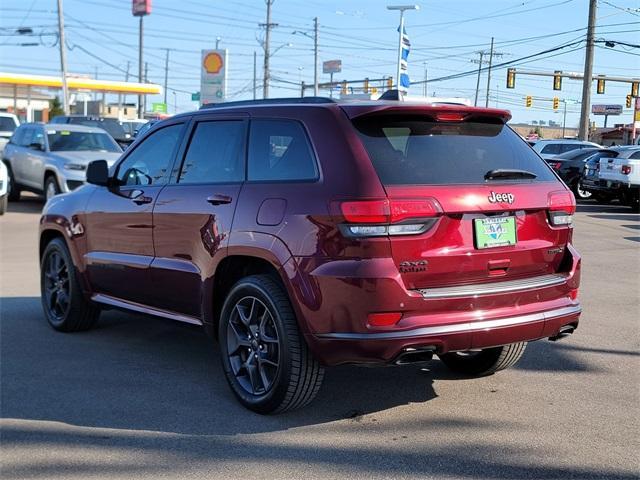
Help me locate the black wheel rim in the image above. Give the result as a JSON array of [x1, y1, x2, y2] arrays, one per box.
[[226, 296, 280, 396], [43, 251, 70, 322]]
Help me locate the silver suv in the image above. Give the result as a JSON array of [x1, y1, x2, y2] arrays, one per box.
[[532, 139, 601, 160], [3, 123, 122, 201]]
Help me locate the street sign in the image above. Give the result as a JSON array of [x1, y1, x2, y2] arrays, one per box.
[[591, 104, 622, 115], [323, 60, 342, 74], [191, 92, 200, 102], [151, 102, 167, 113], [132, 0, 151, 16], [201, 49, 227, 105]]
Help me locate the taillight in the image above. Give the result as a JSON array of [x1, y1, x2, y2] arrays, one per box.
[[368, 312, 402, 327], [339, 198, 442, 237], [548, 161, 562, 170], [548, 190, 576, 226], [621, 165, 632, 175]]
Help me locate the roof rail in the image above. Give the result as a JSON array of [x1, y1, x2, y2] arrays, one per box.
[[200, 97, 335, 110]]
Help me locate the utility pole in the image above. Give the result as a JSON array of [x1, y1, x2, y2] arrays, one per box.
[[138, 15, 144, 118], [123, 61, 130, 110], [578, 0, 597, 141], [313, 17, 319, 96], [56, 0, 69, 114], [216, 36, 221, 49], [562, 100, 567, 138], [473, 52, 484, 107], [485, 37, 494, 108], [253, 51, 257, 100], [260, 0, 277, 99], [143, 62, 148, 116], [423, 62, 427, 97], [163, 48, 170, 106]]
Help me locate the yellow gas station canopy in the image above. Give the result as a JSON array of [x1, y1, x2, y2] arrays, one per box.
[[0, 72, 162, 95]]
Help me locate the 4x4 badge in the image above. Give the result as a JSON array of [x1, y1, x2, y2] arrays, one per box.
[[488, 191, 515, 204]]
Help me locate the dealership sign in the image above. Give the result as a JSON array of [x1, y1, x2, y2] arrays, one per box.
[[591, 104, 623, 115], [132, 0, 151, 16], [200, 50, 227, 105], [323, 60, 342, 74]]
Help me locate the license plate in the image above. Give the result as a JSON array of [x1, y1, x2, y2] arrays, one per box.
[[474, 217, 517, 249]]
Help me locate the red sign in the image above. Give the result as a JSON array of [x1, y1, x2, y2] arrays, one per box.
[[132, 0, 151, 16]]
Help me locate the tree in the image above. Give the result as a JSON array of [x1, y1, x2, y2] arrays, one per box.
[[49, 96, 64, 118]]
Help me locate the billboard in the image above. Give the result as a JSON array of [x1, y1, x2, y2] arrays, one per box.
[[201, 50, 227, 105], [132, 0, 151, 16], [591, 104, 623, 115], [323, 60, 342, 74]]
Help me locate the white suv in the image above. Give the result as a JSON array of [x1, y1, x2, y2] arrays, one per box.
[[599, 146, 640, 212], [532, 139, 601, 160], [0, 112, 20, 155]]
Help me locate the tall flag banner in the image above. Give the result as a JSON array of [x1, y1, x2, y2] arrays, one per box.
[[398, 26, 411, 91]]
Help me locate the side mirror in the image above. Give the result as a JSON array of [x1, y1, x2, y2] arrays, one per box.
[[86, 160, 109, 186], [29, 142, 44, 151]]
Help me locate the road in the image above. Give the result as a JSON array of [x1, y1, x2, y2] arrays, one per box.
[[1, 194, 639, 480]]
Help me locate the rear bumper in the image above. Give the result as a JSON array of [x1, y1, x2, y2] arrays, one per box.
[[306, 303, 580, 365], [297, 243, 582, 366]]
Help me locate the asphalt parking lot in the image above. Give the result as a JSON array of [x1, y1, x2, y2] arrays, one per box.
[[1, 194, 638, 480]]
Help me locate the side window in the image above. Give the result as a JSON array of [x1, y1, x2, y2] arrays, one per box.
[[630, 151, 640, 159], [248, 119, 318, 181], [178, 120, 245, 184], [116, 124, 183, 186], [10, 126, 25, 146], [541, 144, 560, 154], [20, 127, 34, 147], [31, 128, 45, 149]]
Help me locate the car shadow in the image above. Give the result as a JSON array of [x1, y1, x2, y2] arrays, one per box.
[[1, 296, 439, 436], [6, 194, 44, 215]]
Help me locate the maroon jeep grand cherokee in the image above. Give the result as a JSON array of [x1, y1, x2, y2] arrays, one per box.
[[39, 97, 581, 413]]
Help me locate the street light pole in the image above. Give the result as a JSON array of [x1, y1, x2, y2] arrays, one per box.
[[387, 5, 418, 91], [485, 37, 494, 108], [473, 51, 483, 107], [163, 48, 170, 106], [313, 17, 319, 96], [56, 0, 69, 115]]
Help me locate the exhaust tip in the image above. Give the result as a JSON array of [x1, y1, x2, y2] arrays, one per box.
[[549, 324, 576, 342], [394, 346, 436, 365]]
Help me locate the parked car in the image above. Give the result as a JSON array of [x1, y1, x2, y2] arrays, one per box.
[[0, 160, 8, 214], [133, 119, 159, 138], [50, 115, 133, 149], [38, 98, 581, 413], [581, 150, 621, 203], [545, 148, 621, 200], [532, 139, 601, 160], [3, 123, 122, 201], [121, 119, 147, 137], [598, 146, 640, 212], [0, 112, 20, 154]]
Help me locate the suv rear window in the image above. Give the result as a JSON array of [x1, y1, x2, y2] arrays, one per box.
[[353, 115, 556, 185]]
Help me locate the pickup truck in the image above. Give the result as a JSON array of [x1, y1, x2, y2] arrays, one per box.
[[598, 146, 640, 212]]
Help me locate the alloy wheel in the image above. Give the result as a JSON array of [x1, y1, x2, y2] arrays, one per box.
[[43, 251, 70, 322], [576, 182, 592, 199], [226, 296, 280, 396]]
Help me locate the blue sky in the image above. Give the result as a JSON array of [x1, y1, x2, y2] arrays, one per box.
[[1, 0, 638, 126]]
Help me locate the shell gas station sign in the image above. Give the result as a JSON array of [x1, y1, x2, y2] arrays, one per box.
[[200, 50, 227, 105]]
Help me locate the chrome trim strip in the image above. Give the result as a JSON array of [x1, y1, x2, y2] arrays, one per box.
[[85, 251, 152, 269], [416, 274, 567, 299], [92, 293, 203, 326], [315, 305, 581, 340]]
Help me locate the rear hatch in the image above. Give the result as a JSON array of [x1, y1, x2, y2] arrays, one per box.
[[346, 106, 574, 290]]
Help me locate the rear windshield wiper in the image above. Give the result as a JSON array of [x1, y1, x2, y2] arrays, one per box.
[[484, 169, 537, 180]]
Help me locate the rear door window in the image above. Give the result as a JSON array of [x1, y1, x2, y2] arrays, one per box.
[[178, 120, 245, 184], [353, 115, 556, 185], [248, 119, 318, 181], [540, 143, 561, 154]]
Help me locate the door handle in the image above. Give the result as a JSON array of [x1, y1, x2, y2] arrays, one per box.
[[206, 194, 233, 205], [130, 190, 153, 205]]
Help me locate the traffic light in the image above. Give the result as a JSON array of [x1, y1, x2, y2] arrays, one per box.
[[525, 95, 533, 108], [632, 82, 639, 98], [552, 97, 559, 110], [596, 76, 606, 95], [627, 95, 633, 109], [553, 70, 562, 91], [506, 68, 516, 89], [363, 78, 369, 94]]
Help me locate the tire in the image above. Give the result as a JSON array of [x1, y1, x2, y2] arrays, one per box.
[[219, 274, 324, 414], [0, 195, 6, 215], [40, 238, 100, 332], [6, 165, 20, 202], [44, 175, 61, 202], [593, 193, 613, 204], [439, 342, 527, 376], [572, 181, 592, 200], [624, 190, 640, 213]]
